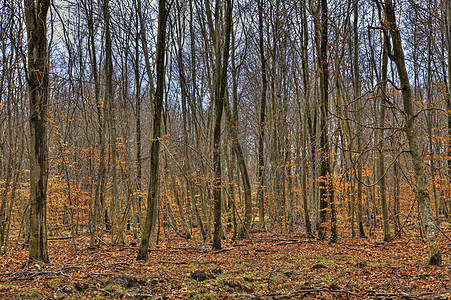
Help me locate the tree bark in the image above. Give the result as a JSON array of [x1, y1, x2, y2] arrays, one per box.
[[378, 38, 391, 242], [446, 0, 451, 193], [353, 1, 365, 238], [257, 0, 267, 228], [137, 0, 168, 260], [224, 90, 252, 238], [316, 0, 332, 241], [383, 0, 441, 265], [212, 0, 232, 250], [24, 0, 51, 263]]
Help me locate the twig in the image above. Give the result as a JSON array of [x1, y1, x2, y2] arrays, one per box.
[[372, 291, 426, 299], [48, 236, 73, 241], [53, 284, 66, 299], [247, 288, 363, 299], [211, 247, 233, 254], [133, 294, 163, 299]]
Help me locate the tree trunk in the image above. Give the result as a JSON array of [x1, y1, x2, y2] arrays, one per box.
[[316, 0, 332, 241], [103, 0, 120, 243], [383, 0, 441, 265], [300, 2, 313, 237], [353, 1, 365, 238], [137, 0, 168, 260], [24, 0, 51, 263], [257, 0, 267, 228], [446, 0, 451, 197], [86, 0, 106, 247], [224, 91, 252, 238], [378, 38, 391, 242], [212, 0, 232, 250]]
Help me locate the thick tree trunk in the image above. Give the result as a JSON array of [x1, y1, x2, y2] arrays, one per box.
[[24, 0, 51, 263], [383, 0, 441, 265]]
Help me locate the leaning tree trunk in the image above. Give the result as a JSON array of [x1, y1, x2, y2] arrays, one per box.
[[383, 0, 441, 265], [137, 0, 168, 261], [24, 0, 51, 263]]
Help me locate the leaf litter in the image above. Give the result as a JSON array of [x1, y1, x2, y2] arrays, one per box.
[[0, 229, 450, 299]]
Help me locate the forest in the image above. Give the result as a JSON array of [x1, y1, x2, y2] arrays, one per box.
[[1, 0, 451, 298]]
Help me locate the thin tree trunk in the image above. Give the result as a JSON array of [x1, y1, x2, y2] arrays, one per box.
[[137, 0, 168, 260], [316, 0, 332, 241], [212, 0, 232, 250], [300, 2, 313, 237], [425, 2, 438, 224], [86, 0, 106, 247], [103, 0, 120, 243], [224, 91, 252, 238], [257, 0, 267, 228], [353, 1, 365, 238], [134, 32, 143, 236], [445, 0, 451, 195], [378, 38, 391, 242]]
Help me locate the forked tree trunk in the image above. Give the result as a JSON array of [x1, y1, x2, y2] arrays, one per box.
[[24, 0, 51, 263], [383, 0, 441, 265]]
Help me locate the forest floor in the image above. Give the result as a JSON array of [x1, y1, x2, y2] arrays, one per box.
[[1, 226, 451, 299]]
